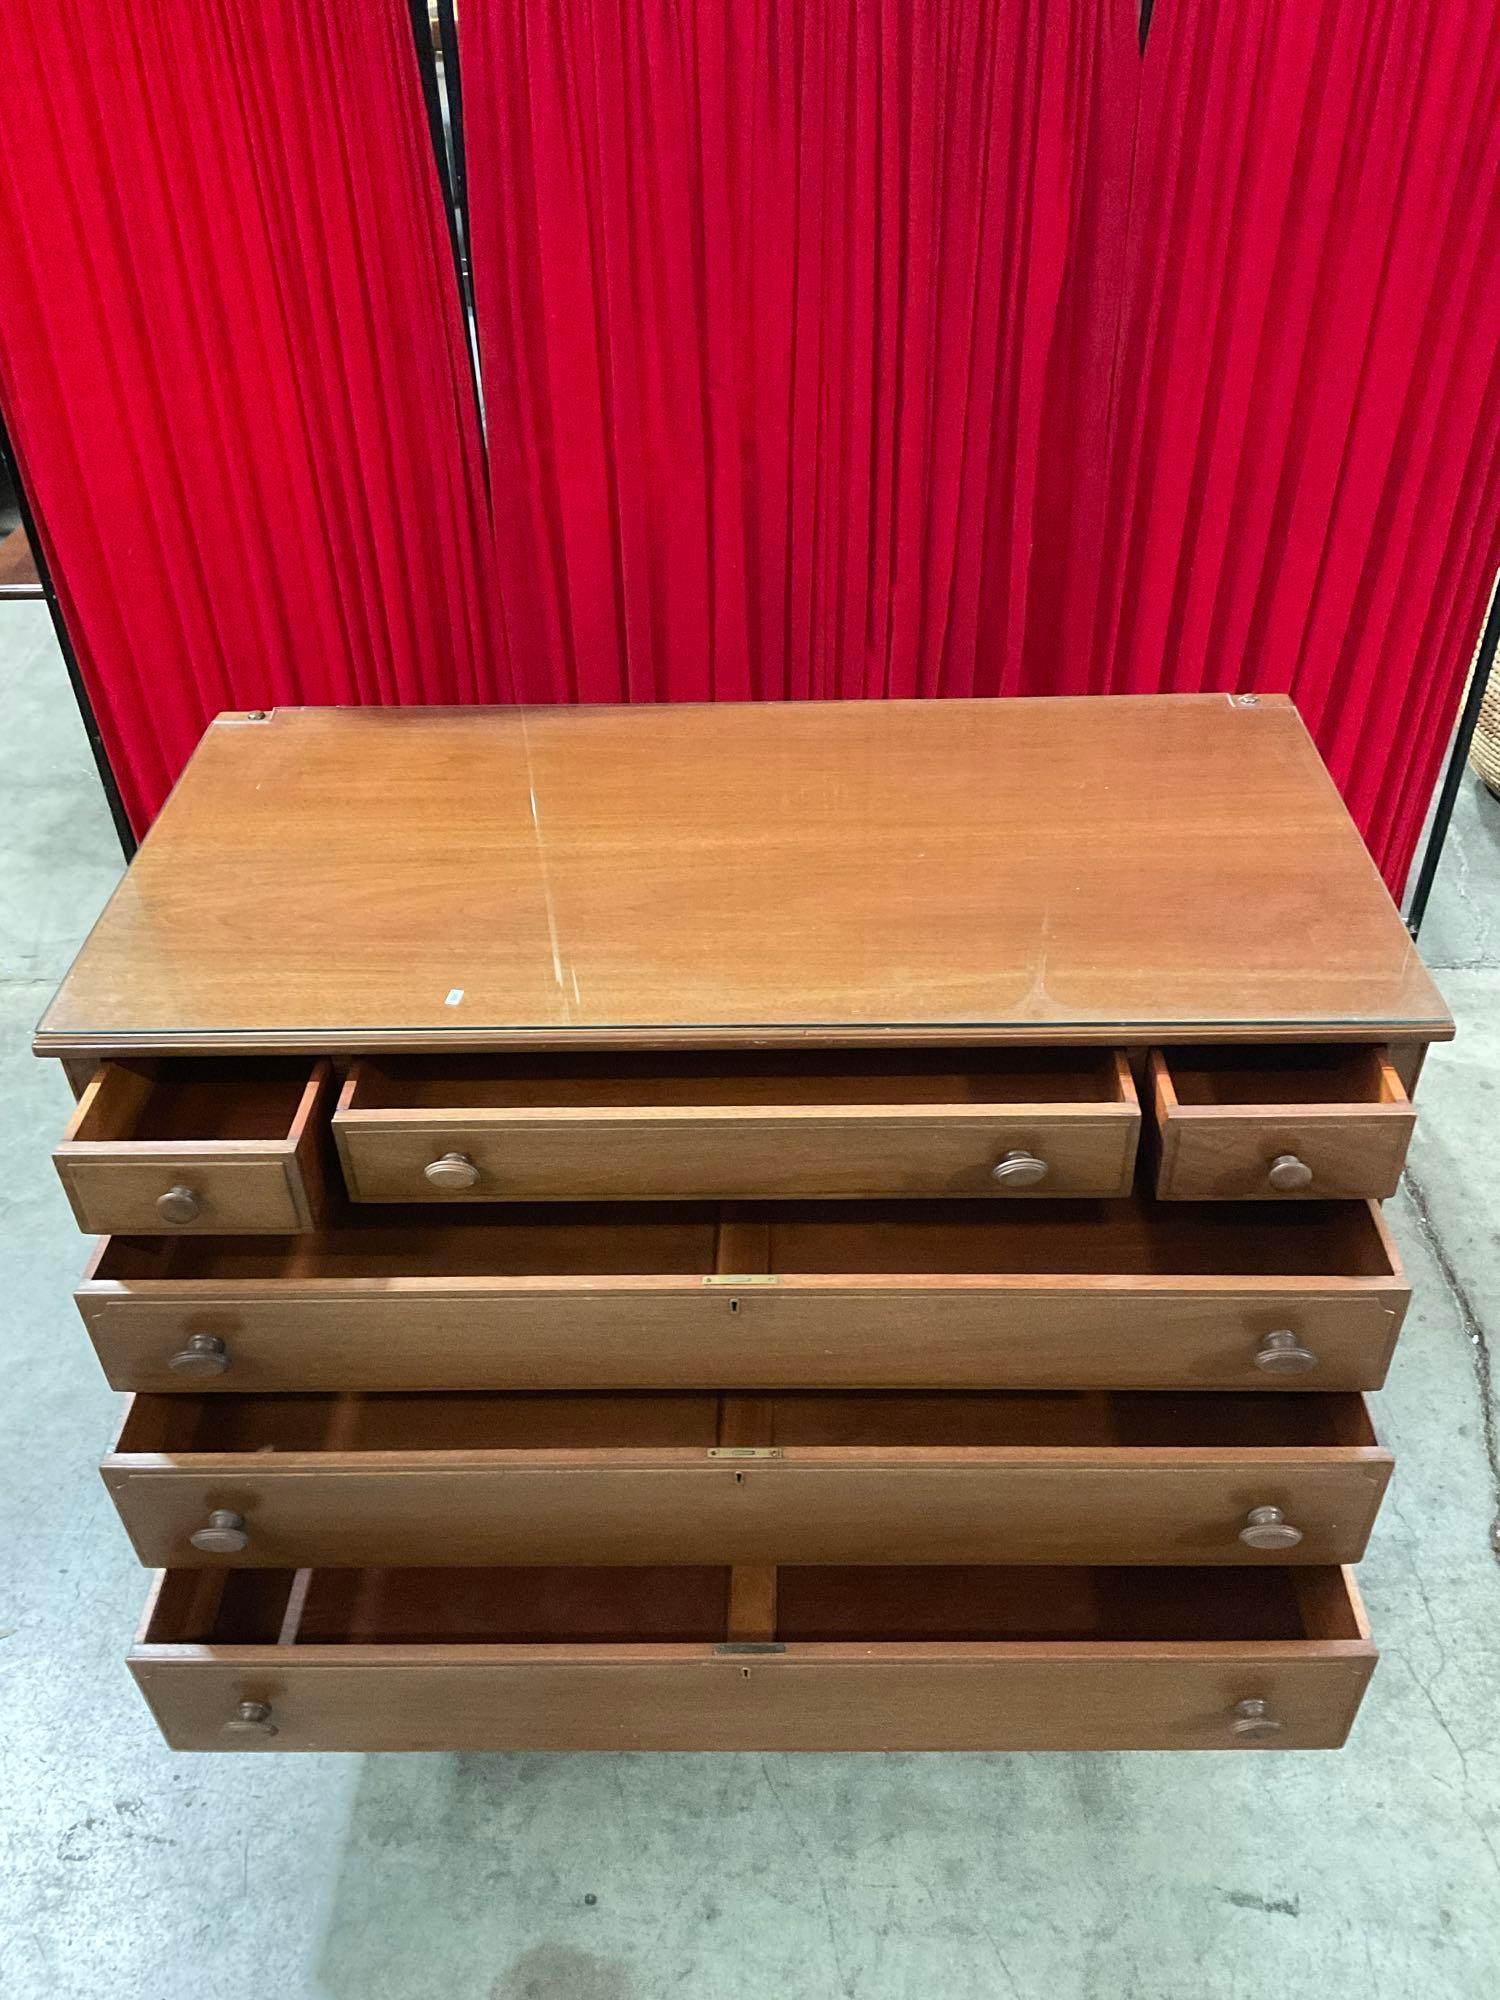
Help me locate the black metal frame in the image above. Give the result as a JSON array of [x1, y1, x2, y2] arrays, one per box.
[[0, 395, 136, 858], [1404, 584, 1500, 936], [407, 0, 484, 448], [405, 0, 462, 288], [436, 0, 468, 237]]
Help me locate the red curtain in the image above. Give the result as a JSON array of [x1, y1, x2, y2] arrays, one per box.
[[1042, 0, 1500, 890], [0, 0, 501, 833], [462, 0, 1137, 703], [462, 0, 1500, 889], [4, 2, 1499, 889]]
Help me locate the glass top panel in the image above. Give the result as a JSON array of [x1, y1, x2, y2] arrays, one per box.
[[35, 699, 1450, 1051]]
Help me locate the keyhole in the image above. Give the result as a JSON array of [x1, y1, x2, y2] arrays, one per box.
[[729, 1298, 740, 1314]]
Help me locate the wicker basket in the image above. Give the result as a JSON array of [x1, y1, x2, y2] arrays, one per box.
[[1472, 669, 1500, 797]]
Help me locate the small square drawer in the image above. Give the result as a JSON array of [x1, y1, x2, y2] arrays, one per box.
[[1148, 1046, 1415, 1201], [332, 1049, 1141, 1202], [130, 1561, 1375, 1752], [54, 1059, 332, 1235]]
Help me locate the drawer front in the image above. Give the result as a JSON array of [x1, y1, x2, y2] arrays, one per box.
[[60, 1157, 310, 1236], [334, 1052, 1140, 1202], [336, 1112, 1139, 1202], [103, 1457, 1391, 1569], [1150, 1050, 1415, 1202], [79, 1285, 1405, 1394], [54, 1061, 332, 1235], [131, 1644, 1373, 1752]]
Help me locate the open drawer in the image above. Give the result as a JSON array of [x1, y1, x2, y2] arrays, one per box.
[[332, 1049, 1141, 1201], [77, 1195, 1409, 1394], [54, 1060, 332, 1235], [101, 1386, 1391, 1569], [1148, 1046, 1415, 1201], [130, 1562, 1376, 1751]]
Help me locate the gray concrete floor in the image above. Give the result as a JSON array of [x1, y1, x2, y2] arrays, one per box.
[[2, 597, 1499, 1998]]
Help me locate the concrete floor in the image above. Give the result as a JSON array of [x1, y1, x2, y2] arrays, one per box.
[[2, 596, 1499, 1999]]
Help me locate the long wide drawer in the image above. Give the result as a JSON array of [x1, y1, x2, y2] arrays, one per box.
[[333, 1050, 1141, 1201], [77, 1196, 1409, 1393], [101, 1388, 1391, 1568], [130, 1562, 1376, 1751]]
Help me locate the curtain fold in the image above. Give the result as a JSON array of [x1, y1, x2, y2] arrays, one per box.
[[0, 0, 501, 833]]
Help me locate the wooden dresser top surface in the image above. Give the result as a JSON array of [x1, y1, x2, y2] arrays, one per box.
[[35, 696, 1450, 1055]]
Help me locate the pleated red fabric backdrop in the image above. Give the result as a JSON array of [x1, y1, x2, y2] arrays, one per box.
[[1042, 0, 1500, 889], [461, 0, 1500, 889], [462, 0, 1138, 703], [3, 1, 1499, 891], [0, 0, 501, 832]]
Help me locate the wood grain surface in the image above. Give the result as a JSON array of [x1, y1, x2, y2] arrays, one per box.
[[35, 698, 1451, 1054]]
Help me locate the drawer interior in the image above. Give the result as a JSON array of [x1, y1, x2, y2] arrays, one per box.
[[143, 1562, 1364, 1647], [68, 1058, 319, 1144], [117, 1387, 1377, 1455], [91, 1191, 1397, 1282], [94, 1205, 723, 1279], [343, 1048, 1129, 1111], [762, 1198, 1395, 1277], [1158, 1045, 1400, 1109]]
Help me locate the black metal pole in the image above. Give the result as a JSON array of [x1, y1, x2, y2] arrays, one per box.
[[1405, 582, 1500, 937], [406, 0, 484, 444], [436, 0, 468, 237], [0, 395, 136, 859]]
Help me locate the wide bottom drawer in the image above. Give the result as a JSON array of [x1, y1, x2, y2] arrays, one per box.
[[131, 1562, 1375, 1751]]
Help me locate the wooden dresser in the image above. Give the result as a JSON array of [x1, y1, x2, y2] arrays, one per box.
[[35, 696, 1451, 1752]]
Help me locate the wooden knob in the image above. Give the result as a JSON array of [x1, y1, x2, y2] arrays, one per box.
[[169, 1333, 230, 1377], [1267, 1153, 1313, 1192], [190, 1509, 249, 1554], [424, 1151, 480, 1191], [1230, 1697, 1282, 1742], [1254, 1329, 1318, 1375], [223, 1699, 277, 1737], [156, 1184, 201, 1224], [1238, 1505, 1303, 1551], [991, 1150, 1049, 1188]]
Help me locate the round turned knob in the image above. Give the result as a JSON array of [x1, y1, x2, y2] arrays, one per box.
[[223, 1699, 277, 1738], [168, 1333, 230, 1378], [190, 1509, 250, 1554], [156, 1184, 202, 1224], [424, 1151, 480, 1192], [1267, 1153, 1313, 1192], [991, 1150, 1049, 1188], [1238, 1505, 1304, 1551], [1230, 1697, 1282, 1742], [1254, 1329, 1318, 1375]]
